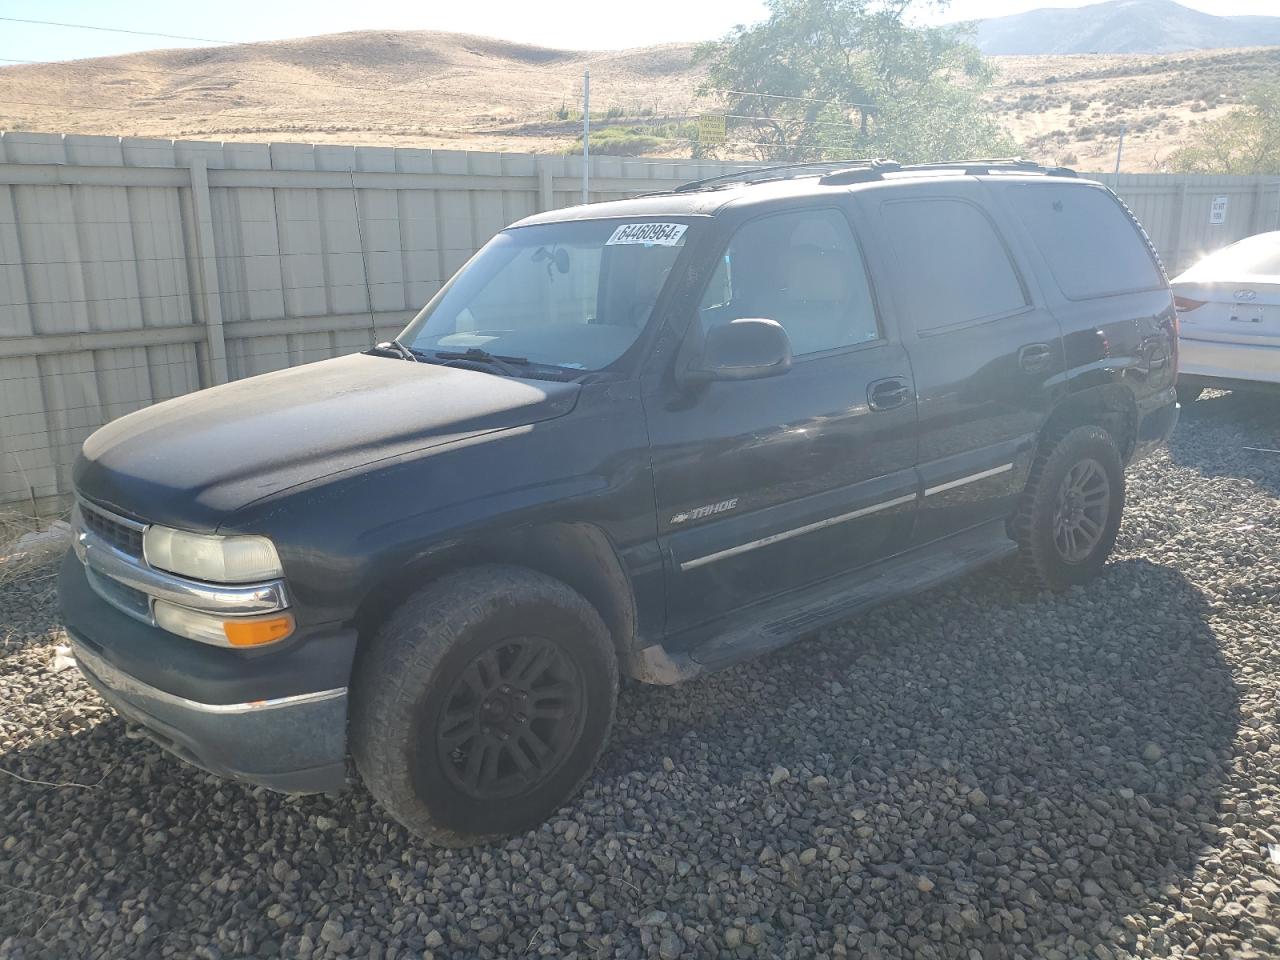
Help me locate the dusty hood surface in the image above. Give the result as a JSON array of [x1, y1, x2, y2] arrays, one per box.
[[74, 353, 580, 530]]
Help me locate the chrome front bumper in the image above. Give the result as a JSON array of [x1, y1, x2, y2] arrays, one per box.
[[66, 498, 349, 793], [70, 634, 348, 794]]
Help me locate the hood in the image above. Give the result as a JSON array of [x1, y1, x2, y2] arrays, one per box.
[[75, 353, 580, 530]]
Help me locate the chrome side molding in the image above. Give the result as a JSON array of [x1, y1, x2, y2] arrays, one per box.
[[680, 493, 917, 571]]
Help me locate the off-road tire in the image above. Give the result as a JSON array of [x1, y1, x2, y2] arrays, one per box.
[[1176, 383, 1203, 406], [1012, 424, 1125, 591], [350, 565, 618, 847]]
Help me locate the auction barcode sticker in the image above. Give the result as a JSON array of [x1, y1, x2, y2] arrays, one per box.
[[606, 223, 688, 246]]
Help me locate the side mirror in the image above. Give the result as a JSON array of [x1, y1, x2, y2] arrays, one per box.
[[686, 318, 792, 383]]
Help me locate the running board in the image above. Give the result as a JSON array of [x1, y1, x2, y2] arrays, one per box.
[[684, 521, 1017, 673]]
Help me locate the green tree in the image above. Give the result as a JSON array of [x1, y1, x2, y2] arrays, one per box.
[[696, 0, 1012, 163], [1170, 84, 1280, 175]]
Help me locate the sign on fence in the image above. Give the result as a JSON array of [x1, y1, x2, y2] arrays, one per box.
[[1209, 196, 1229, 225], [698, 115, 727, 145]]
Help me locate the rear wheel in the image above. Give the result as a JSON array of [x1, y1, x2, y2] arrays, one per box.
[[1176, 383, 1203, 406], [350, 565, 617, 847], [1012, 425, 1124, 591]]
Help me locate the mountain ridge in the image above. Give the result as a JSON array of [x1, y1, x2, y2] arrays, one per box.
[[974, 0, 1280, 55]]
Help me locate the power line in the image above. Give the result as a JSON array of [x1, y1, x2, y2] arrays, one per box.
[[0, 16, 234, 46], [0, 95, 757, 158], [716, 88, 878, 110], [0, 92, 853, 144], [0, 96, 855, 159]]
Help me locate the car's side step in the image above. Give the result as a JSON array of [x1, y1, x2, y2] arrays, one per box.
[[684, 520, 1017, 673]]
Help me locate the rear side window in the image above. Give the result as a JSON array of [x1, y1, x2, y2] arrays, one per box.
[[879, 198, 1028, 333], [698, 208, 880, 357], [1008, 184, 1163, 299]]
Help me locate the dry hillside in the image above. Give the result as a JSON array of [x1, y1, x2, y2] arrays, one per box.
[[994, 46, 1280, 172], [1, 30, 1277, 172], [0, 32, 706, 153]]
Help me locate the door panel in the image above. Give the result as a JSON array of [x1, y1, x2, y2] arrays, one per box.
[[855, 184, 1065, 545], [645, 345, 918, 637], [642, 204, 918, 638]]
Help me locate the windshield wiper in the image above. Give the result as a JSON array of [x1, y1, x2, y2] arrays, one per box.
[[433, 347, 532, 377], [371, 338, 421, 362], [426, 347, 580, 381]]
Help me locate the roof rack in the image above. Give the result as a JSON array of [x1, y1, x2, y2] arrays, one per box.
[[670, 157, 1076, 193], [819, 157, 1077, 184], [671, 159, 888, 194]]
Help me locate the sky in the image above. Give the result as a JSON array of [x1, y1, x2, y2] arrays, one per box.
[[1, 0, 1277, 62]]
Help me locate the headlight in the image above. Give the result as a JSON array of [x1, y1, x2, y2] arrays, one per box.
[[143, 526, 283, 583]]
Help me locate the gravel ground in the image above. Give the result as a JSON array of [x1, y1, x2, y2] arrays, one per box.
[[2, 390, 1278, 960]]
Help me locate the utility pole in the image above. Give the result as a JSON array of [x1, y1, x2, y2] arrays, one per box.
[[582, 69, 590, 204], [1114, 124, 1126, 174]]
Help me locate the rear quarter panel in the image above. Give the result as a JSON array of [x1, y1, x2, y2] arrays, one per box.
[[985, 181, 1177, 410]]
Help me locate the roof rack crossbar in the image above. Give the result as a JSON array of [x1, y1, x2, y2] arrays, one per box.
[[672, 159, 888, 194], [817, 159, 902, 185]]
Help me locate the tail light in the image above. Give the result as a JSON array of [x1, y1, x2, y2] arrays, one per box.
[[1173, 296, 1207, 312]]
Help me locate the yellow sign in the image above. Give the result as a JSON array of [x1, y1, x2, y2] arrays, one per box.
[[698, 114, 727, 145]]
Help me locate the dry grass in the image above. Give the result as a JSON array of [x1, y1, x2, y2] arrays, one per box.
[[0, 30, 1277, 171], [0, 511, 69, 587]]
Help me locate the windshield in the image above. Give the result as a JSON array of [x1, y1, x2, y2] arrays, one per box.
[[400, 219, 693, 372]]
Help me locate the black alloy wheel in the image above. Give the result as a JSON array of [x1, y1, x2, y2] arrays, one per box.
[[350, 565, 618, 847], [436, 637, 586, 800], [1052, 458, 1111, 563]]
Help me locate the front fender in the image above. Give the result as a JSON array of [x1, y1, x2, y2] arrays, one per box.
[[220, 382, 659, 639]]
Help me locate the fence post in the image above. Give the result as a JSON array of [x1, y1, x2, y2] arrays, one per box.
[[1168, 182, 1188, 276], [1248, 179, 1268, 236], [537, 157, 554, 212], [188, 158, 229, 386]]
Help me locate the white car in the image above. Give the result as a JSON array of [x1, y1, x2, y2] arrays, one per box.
[[1172, 230, 1280, 404]]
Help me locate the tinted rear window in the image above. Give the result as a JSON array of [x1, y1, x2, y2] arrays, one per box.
[[1008, 184, 1163, 299], [879, 198, 1028, 332]]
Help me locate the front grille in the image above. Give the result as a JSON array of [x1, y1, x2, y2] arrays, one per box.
[[80, 503, 145, 557], [85, 566, 152, 622]]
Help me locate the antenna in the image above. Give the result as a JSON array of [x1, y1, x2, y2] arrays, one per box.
[[349, 170, 378, 345]]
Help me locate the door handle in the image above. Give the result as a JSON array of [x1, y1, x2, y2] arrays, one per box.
[[1018, 342, 1053, 372], [868, 377, 911, 412]]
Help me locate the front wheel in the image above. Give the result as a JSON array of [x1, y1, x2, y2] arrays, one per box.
[[350, 566, 618, 847], [1012, 424, 1125, 591]]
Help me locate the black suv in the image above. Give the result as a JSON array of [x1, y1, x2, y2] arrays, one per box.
[[60, 159, 1180, 846]]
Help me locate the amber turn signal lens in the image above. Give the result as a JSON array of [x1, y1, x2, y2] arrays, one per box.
[[223, 614, 295, 647]]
